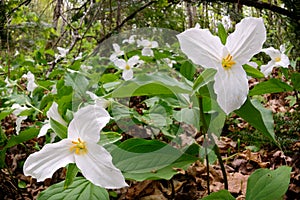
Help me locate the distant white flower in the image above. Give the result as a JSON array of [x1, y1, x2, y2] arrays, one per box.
[[55, 47, 69, 62], [177, 17, 266, 114], [5, 77, 16, 94], [22, 71, 38, 93], [12, 104, 28, 134], [221, 15, 232, 30], [57, 47, 69, 57], [195, 23, 201, 29], [14, 50, 20, 57], [109, 43, 124, 62], [86, 91, 110, 108], [75, 52, 83, 60], [24, 105, 128, 189], [122, 35, 136, 44], [163, 58, 176, 68], [80, 65, 93, 72], [137, 39, 158, 56], [113, 55, 143, 80], [51, 84, 57, 94], [260, 45, 290, 77], [38, 102, 67, 138]]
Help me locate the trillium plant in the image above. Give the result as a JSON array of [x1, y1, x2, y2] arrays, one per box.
[[24, 104, 128, 189], [0, 16, 296, 200]]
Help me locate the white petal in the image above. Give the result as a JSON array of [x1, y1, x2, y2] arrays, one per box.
[[151, 41, 159, 48], [226, 17, 266, 65], [142, 47, 153, 56], [15, 116, 27, 134], [128, 55, 140, 66], [75, 143, 128, 189], [278, 54, 290, 68], [280, 45, 286, 53], [261, 61, 276, 77], [177, 28, 223, 69], [47, 102, 67, 126], [114, 59, 127, 69], [214, 67, 249, 114], [68, 105, 110, 142], [122, 69, 133, 81], [23, 139, 74, 182], [261, 47, 281, 60], [38, 122, 51, 137]]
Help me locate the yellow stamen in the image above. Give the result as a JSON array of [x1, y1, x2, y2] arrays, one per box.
[[275, 57, 281, 62], [222, 54, 236, 69], [70, 138, 87, 155], [125, 64, 131, 70]]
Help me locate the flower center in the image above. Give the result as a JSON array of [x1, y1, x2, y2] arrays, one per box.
[[275, 57, 281, 62], [125, 64, 131, 70], [222, 54, 236, 69], [70, 138, 87, 155]]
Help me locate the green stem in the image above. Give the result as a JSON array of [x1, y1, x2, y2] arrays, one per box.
[[198, 96, 210, 194], [198, 95, 228, 191]]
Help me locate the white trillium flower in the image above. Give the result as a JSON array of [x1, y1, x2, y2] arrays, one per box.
[[113, 55, 143, 81], [163, 58, 176, 68], [260, 45, 290, 77], [24, 105, 128, 189], [38, 102, 67, 138], [12, 104, 29, 134], [22, 71, 38, 93], [122, 35, 136, 44], [55, 47, 69, 62], [137, 39, 158, 56], [177, 17, 266, 114]]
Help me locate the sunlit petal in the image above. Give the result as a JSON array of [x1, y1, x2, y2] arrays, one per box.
[[279, 54, 290, 68], [23, 139, 74, 182], [226, 17, 266, 65], [68, 105, 110, 141], [177, 28, 223, 69], [214, 66, 249, 114], [75, 143, 128, 189]]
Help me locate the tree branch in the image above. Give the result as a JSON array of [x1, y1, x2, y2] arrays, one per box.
[[181, 0, 297, 20]]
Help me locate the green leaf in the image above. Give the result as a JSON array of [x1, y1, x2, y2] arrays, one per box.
[[50, 118, 68, 139], [38, 177, 109, 200], [243, 64, 265, 78], [246, 166, 292, 200], [5, 127, 39, 148], [235, 98, 276, 144], [193, 68, 217, 93], [65, 72, 89, 97], [111, 138, 197, 181], [249, 78, 293, 96], [180, 61, 196, 81], [174, 107, 200, 128], [64, 164, 79, 189], [0, 110, 12, 121], [98, 132, 122, 146], [217, 23, 227, 45], [202, 190, 235, 200], [291, 72, 300, 90], [112, 72, 192, 97]]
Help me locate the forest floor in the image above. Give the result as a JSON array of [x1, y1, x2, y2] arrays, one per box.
[[0, 92, 299, 200]]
